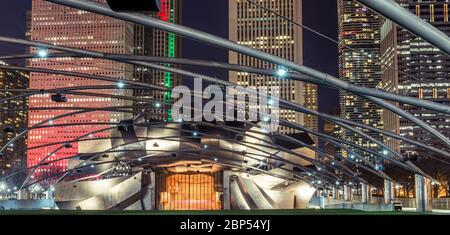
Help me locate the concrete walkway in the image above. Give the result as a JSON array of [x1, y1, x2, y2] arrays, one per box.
[[402, 207, 450, 214]]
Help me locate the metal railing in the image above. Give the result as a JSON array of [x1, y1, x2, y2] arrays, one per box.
[[432, 198, 450, 210], [389, 197, 450, 210]]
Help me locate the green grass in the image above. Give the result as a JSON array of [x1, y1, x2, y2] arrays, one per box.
[[0, 209, 425, 216]]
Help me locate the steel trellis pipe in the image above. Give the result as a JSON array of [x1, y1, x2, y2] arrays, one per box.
[[0, 107, 163, 154], [356, 0, 450, 56], [1, 5, 448, 160], [0, 1, 444, 173], [12, 115, 338, 185], [40, 122, 348, 185], [21, 117, 392, 181], [0, 85, 159, 104], [0, 64, 440, 182], [32, 118, 393, 181], [0, 55, 440, 174], [11, 108, 371, 188], [45, 0, 450, 115], [0, 64, 165, 91], [47, 136, 335, 187], [1, 101, 406, 179], [1, 38, 448, 157], [0, 75, 380, 177], [26, 151, 328, 192], [21, 150, 303, 191], [0, 64, 432, 173], [2, 53, 449, 152], [0, 110, 394, 187]]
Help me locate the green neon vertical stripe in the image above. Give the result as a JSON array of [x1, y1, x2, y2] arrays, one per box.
[[164, 0, 176, 121]]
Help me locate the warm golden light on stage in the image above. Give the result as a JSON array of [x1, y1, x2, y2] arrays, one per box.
[[157, 173, 222, 210]]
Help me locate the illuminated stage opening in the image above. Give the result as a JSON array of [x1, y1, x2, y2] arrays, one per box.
[[156, 172, 223, 210]]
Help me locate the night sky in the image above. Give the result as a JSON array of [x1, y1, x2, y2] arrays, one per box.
[[0, 0, 340, 123]]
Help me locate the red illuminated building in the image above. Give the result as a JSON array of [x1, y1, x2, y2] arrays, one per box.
[[27, 0, 182, 183], [27, 0, 134, 181]]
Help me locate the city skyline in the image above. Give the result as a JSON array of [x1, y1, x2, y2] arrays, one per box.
[[0, 0, 338, 186], [0, 0, 341, 116], [0, 0, 449, 217]]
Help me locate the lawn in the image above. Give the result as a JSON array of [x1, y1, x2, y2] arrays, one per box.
[[0, 209, 424, 215]]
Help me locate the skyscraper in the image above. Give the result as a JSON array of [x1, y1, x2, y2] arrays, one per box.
[[380, 0, 450, 158], [27, 0, 134, 180], [132, 24, 153, 115], [337, 0, 383, 158], [228, 0, 318, 139], [133, 0, 182, 121], [0, 62, 28, 182]]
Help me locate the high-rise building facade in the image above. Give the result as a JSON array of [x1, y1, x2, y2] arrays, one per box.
[[0, 62, 28, 181], [229, 0, 318, 139], [27, 0, 134, 180], [380, 0, 450, 158], [337, 0, 383, 158], [152, 0, 182, 121], [132, 24, 152, 115], [133, 0, 182, 121]]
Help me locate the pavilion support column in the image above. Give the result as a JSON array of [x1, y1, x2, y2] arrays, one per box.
[[332, 187, 339, 199], [17, 189, 26, 200], [384, 179, 395, 204], [223, 170, 232, 210], [142, 171, 156, 210], [361, 183, 369, 203], [415, 174, 432, 212], [45, 190, 53, 200], [343, 185, 352, 201], [325, 189, 330, 198], [316, 189, 323, 197]]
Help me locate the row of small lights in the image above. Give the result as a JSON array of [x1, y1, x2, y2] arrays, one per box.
[[36, 47, 290, 90], [0, 182, 52, 194], [36, 48, 129, 94]]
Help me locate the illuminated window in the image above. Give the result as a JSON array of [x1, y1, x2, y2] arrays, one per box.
[[419, 88, 424, 99], [445, 4, 449, 22], [416, 5, 421, 17], [432, 88, 437, 99], [430, 5, 435, 22]]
